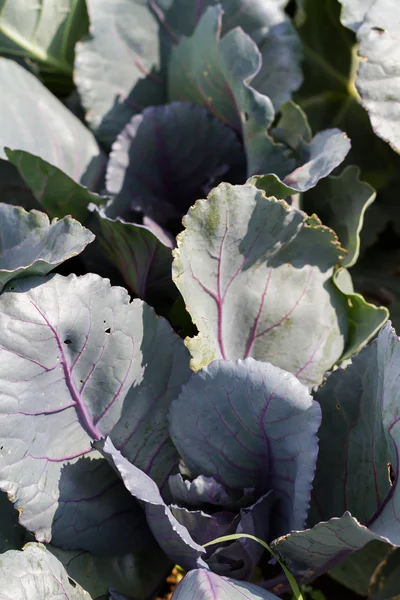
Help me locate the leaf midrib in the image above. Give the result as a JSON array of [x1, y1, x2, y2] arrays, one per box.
[[0, 0, 74, 76]]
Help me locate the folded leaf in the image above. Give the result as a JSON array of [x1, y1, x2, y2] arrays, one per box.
[[168, 6, 291, 179], [0, 0, 88, 90], [97, 437, 208, 571], [310, 322, 400, 546], [5, 149, 107, 222], [0, 204, 94, 291], [89, 206, 177, 306], [271, 512, 388, 580], [248, 128, 351, 198], [173, 182, 350, 386], [0, 58, 106, 189], [170, 358, 320, 534], [0, 273, 191, 551], [171, 569, 281, 600], [0, 543, 92, 599], [105, 102, 245, 226]]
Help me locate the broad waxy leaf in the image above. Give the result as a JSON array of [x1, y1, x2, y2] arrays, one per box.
[[171, 569, 281, 600], [0, 58, 106, 190], [75, 0, 166, 148], [304, 165, 376, 267], [105, 102, 245, 226], [0, 204, 94, 292], [6, 149, 107, 222], [169, 358, 321, 535], [310, 323, 400, 544], [0, 543, 92, 599], [168, 6, 288, 179], [49, 542, 171, 600], [0, 273, 191, 551], [0, 0, 88, 89], [271, 512, 388, 581], [89, 206, 178, 307], [173, 182, 350, 387], [340, 0, 400, 153]]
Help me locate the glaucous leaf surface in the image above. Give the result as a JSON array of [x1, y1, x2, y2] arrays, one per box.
[[340, 0, 400, 153], [171, 569, 281, 600], [170, 358, 321, 534], [271, 512, 387, 580], [168, 6, 290, 179], [49, 542, 171, 600], [89, 206, 178, 307], [310, 322, 400, 545], [0, 0, 88, 86], [96, 437, 208, 571], [0, 59, 106, 189], [338, 0, 374, 32], [74, 0, 165, 148], [173, 182, 350, 386], [105, 102, 244, 227], [0, 204, 94, 291], [0, 543, 92, 599], [6, 149, 106, 222], [304, 165, 376, 267], [0, 273, 191, 551]]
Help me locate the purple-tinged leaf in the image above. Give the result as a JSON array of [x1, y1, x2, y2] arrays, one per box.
[[168, 474, 255, 510], [170, 506, 237, 548], [105, 102, 244, 228], [168, 6, 293, 179], [0, 543, 92, 599], [173, 182, 350, 386], [49, 541, 171, 600], [207, 491, 276, 580], [89, 206, 177, 306], [97, 437, 208, 571], [171, 569, 281, 600], [270, 513, 389, 582], [0, 273, 191, 551], [310, 322, 400, 545], [74, 0, 166, 148], [170, 359, 321, 535], [0, 58, 105, 190], [0, 204, 94, 292], [5, 149, 107, 222]]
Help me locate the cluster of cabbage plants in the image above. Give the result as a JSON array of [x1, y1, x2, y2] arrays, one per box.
[[1, 0, 400, 599]]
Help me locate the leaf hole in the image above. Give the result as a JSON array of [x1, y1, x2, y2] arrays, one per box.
[[336, 404, 341, 410], [372, 26, 385, 33], [388, 462, 395, 486], [63, 339, 72, 345], [68, 577, 76, 588], [9, 286, 15, 291], [105, 328, 111, 334], [0, 446, 3, 451], [241, 111, 249, 123]]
